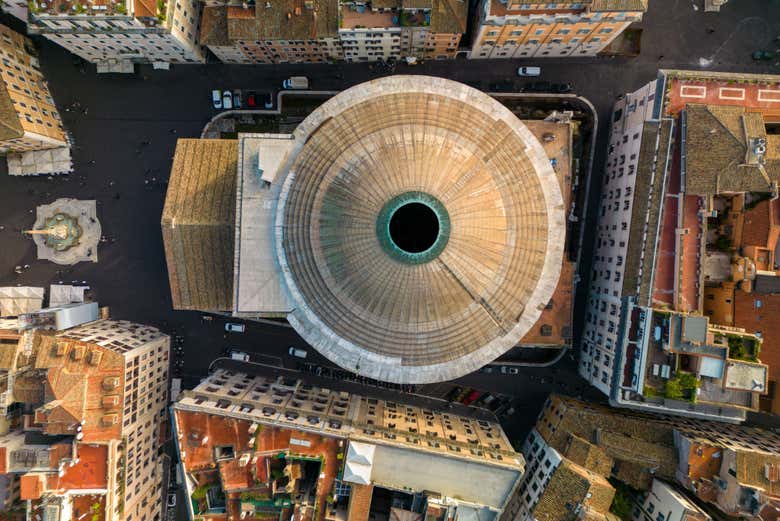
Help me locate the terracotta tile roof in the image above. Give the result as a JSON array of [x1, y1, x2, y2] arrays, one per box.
[[47, 440, 74, 469], [733, 291, 780, 413], [200, 6, 230, 46], [219, 458, 255, 492], [47, 444, 108, 492], [162, 139, 238, 311], [19, 473, 44, 500], [742, 199, 772, 248], [684, 105, 779, 195], [134, 0, 158, 18], [562, 434, 614, 476], [684, 442, 722, 482], [538, 396, 677, 491], [12, 373, 45, 405], [0, 340, 18, 370], [32, 334, 125, 441], [429, 0, 467, 34], [176, 409, 342, 521], [347, 483, 374, 521], [0, 78, 24, 142], [759, 500, 780, 521], [225, 0, 339, 42], [735, 451, 780, 497], [533, 461, 615, 521], [588, 0, 646, 11]]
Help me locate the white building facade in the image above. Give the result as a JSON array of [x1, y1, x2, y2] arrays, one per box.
[[27, 0, 204, 67], [579, 78, 658, 396]]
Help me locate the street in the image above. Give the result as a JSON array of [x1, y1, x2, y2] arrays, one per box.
[[0, 0, 778, 451]]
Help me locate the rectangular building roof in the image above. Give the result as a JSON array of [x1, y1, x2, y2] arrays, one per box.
[[162, 139, 238, 311], [234, 134, 295, 316]]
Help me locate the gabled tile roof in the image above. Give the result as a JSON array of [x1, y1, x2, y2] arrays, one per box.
[[684, 105, 779, 195], [200, 6, 230, 46], [0, 78, 24, 142], [162, 139, 238, 311], [225, 0, 339, 41], [735, 451, 780, 497], [533, 461, 615, 521]]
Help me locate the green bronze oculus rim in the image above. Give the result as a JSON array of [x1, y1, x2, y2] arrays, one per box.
[[376, 192, 450, 264]]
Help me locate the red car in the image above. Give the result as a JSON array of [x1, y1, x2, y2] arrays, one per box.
[[461, 389, 481, 406], [247, 92, 257, 107]]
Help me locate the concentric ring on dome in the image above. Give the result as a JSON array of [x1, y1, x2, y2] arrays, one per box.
[[274, 75, 566, 384], [376, 191, 450, 265]]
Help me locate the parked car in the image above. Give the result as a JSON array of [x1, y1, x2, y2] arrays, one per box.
[[461, 389, 481, 406], [222, 90, 233, 109], [262, 92, 274, 109], [288, 347, 308, 359], [479, 365, 494, 374], [517, 66, 541, 76], [233, 89, 242, 108], [229, 349, 250, 361], [247, 91, 257, 107], [212, 90, 222, 109], [489, 81, 513, 92], [552, 82, 573, 93], [752, 50, 778, 61], [282, 76, 309, 90], [444, 386, 463, 402], [500, 366, 519, 375], [167, 493, 176, 508], [525, 81, 552, 92], [224, 322, 245, 333]]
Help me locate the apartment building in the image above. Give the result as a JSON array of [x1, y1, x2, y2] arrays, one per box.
[[340, 0, 466, 62], [0, 24, 67, 154], [0, 314, 170, 521], [580, 69, 780, 423], [172, 369, 525, 521], [631, 479, 711, 521], [470, 0, 646, 59], [26, 0, 204, 69], [502, 395, 779, 521], [673, 419, 780, 520], [199, 0, 342, 64], [199, 0, 465, 64]]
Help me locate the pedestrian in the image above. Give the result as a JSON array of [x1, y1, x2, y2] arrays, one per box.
[[658, 54, 664, 62], [706, 27, 715, 34]]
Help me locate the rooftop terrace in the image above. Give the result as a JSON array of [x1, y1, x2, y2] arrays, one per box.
[[340, 6, 399, 29]]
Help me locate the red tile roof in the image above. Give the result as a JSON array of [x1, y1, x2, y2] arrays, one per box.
[[19, 474, 44, 500], [742, 199, 772, 248], [33, 335, 125, 442], [734, 291, 780, 414], [49, 444, 108, 491], [666, 77, 780, 117]]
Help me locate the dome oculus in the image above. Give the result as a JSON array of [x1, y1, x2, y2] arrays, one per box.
[[376, 191, 450, 264]]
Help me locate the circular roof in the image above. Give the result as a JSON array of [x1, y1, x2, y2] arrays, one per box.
[[275, 76, 565, 383]]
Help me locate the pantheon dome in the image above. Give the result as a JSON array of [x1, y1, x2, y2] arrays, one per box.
[[273, 75, 566, 383]]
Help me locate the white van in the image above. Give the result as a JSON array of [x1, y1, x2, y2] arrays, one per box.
[[288, 347, 308, 359], [225, 322, 246, 333], [229, 350, 250, 361], [517, 66, 541, 76], [282, 76, 310, 90]]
